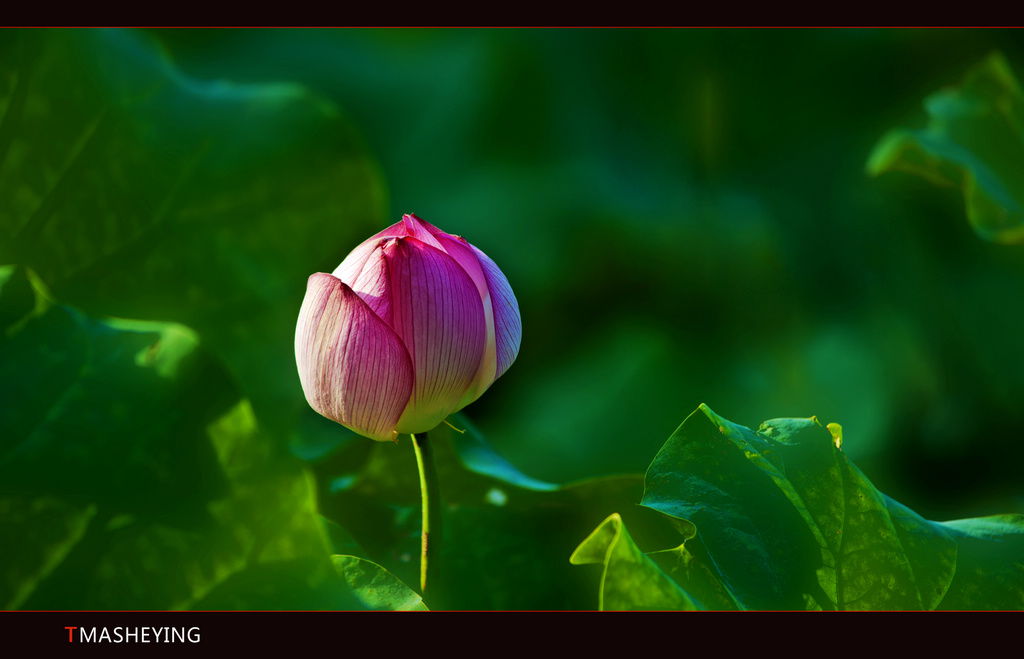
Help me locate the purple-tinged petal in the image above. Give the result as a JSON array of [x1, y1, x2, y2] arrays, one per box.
[[295, 273, 413, 442], [471, 245, 522, 381], [429, 232, 497, 406], [386, 238, 487, 434], [432, 233, 489, 299]]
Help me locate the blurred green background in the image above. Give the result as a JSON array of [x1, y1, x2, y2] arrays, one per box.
[[2, 28, 1023, 610]]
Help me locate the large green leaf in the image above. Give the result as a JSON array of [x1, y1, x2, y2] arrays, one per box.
[[0, 265, 229, 511], [868, 52, 1024, 243], [0, 267, 355, 610], [636, 404, 1024, 610], [0, 29, 385, 437]]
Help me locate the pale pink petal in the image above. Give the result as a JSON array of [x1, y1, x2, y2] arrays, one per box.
[[471, 245, 522, 380], [295, 273, 413, 442], [333, 237, 383, 288], [386, 238, 487, 434], [337, 241, 395, 327]]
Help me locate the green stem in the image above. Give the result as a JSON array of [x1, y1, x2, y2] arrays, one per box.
[[412, 431, 442, 595]]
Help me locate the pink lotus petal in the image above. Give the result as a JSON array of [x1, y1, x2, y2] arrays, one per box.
[[432, 233, 489, 300], [338, 241, 396, 327], [386, 238, 487, 434], [295, 273, 413, 442], [333, 237, 383, 289], [428, 233, 496, 405]]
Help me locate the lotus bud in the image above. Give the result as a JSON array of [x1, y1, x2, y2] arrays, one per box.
[[296, 214, 522, 441]]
